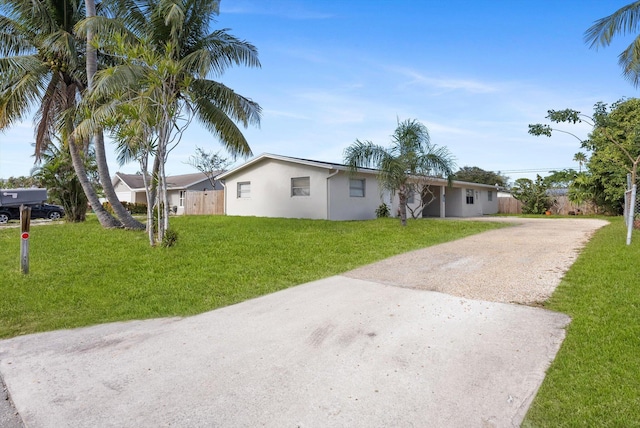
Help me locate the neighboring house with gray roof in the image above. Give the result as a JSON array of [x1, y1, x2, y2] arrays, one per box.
[[217, 153, 498, 220], [112, 171, 223, 215]]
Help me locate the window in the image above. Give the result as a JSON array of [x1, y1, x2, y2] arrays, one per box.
[[237, 182, 250, 198], [488, 190, 493, 202], [466, 189, 474, 204], [349, 179, 365, 197], [407, 191, 415, 204], [179, 190, 186, 207], [291, 177, 310, 196]]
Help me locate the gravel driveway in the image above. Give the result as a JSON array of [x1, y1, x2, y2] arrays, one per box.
[[345, 217, 608, 304]]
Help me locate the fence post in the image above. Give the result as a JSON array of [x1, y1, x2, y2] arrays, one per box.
[[20, 205, 31, 274], [626, 184, 636, 246]]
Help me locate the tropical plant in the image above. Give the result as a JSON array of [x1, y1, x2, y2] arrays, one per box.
[[344, 118, 456, 226], [573, 152, 587, 172], [85, 0, 144, 230], [75, 0, 261, 245], [0, 0, 124, 228], [585, 2, 640, 87], [31, 138, 94, 221], [375, 203, 390, 218]]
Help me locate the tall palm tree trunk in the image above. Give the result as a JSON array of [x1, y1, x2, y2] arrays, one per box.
[[85, 0, 144, 230], [94, 131, 145, 229], [398, 185, 408, 227], [69, 136, 122, 228]]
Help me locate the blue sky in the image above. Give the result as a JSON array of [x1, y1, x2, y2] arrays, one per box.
[[0, 0, 636, 182]]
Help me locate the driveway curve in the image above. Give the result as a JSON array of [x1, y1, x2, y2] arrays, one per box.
[[0, 217, 608, 428]]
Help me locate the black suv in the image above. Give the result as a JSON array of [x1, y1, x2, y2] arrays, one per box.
[[0, 203, 65, 223]]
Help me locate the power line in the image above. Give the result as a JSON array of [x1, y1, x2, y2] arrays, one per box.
[[499, 167, 575, 173]]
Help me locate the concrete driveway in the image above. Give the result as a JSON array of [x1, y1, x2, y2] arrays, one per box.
[[0, 218, 608, 427]]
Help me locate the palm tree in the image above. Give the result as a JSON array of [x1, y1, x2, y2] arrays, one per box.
[[84, 0, 145, 230], [0, 0, 122, 228], [585, 3, 640, 86], [75, 0, 261, 244], [344, 118, 456, 226], [573, 151, 587, 173]]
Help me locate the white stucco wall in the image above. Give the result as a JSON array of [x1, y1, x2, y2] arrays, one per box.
[[447, 186, 499, 217], [224, 158, 330, 219], [114, 180, 135, 203], [327, 172, 382, 220]]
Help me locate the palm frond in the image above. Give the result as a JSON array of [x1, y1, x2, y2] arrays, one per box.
[[190, 79, 261, 127], [0, 58, 49, 129], [196, 29, 260, 76], [0, 15, 36, 56], [191, 95, 252, 157], [585, 1, 640, 48], [618, 37, 640, 86], [343, 140, 390, 171]]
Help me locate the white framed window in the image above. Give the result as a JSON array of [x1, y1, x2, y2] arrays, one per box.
[[466, 189, 474, 204], [179, 190, 186, 207], [237, 181, 251, 198], [407, 189, 415, 204], [291, 177, 310, 196], [349, 179, 365, 197], [488, 190, 493, 201]]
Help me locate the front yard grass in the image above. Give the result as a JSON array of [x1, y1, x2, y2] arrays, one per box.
[[524, 216, 640, 426], [0, 215, 505, 339]]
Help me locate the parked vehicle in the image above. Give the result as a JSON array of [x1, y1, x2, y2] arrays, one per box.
[[0, 204, 65, 223], [0, 188, 65, 223]]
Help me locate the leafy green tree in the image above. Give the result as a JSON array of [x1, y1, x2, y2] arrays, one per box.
[[344, 118, 456, 226], [585, 3, 640, 87], [511, 175, 551, 214], [454, 166, 508, 187], [31, 138, 95, 221], [0, 176, 37, 188], [584, 99, 640, 211], [544, 169, 577, 189], [529, 99, 640, 214], [75, 0, 261, 245]]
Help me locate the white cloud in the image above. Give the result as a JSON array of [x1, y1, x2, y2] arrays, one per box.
[[388, 66, 499, 94]]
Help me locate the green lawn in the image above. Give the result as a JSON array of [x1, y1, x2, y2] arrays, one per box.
[[524, 217, 640, 427], [0, 215, 504, 338]]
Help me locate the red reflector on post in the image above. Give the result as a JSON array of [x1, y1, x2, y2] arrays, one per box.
[[21, 232, 29, 240]]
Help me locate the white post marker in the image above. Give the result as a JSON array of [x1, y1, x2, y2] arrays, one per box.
[[20, 205, 31, 274], [626, 184, 637, 246]]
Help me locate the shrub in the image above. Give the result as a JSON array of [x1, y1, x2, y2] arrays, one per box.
[[161, 229, 179, 247], [102, 201, 147, 215], [376, 203, 390, 218]]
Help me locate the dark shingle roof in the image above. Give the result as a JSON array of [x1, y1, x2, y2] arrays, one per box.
[[115, 171, 222, 190]]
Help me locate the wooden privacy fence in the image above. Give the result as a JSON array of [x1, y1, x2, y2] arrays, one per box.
[[184, 190, 224, 215], [498, 196, 522, 214], [498, 195, 597, 215]]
